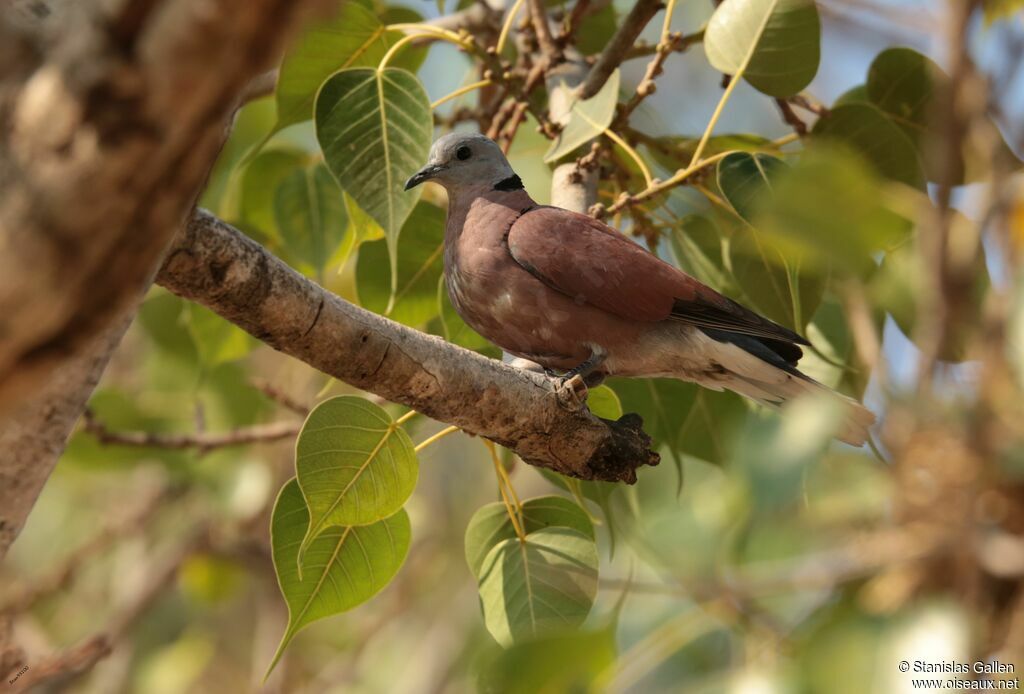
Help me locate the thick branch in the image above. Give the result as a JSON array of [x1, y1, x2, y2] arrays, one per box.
[[156, 211, 660, 483], [0, 0, 330, 408], [577, 0, 664, 99]]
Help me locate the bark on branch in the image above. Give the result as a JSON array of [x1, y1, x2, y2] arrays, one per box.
[[0, 0, 330, 408], [156, 210, 660, 483]]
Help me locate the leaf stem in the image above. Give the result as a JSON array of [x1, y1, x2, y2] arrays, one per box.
[[395, 409, 419, 425], [604, 128, 653, 188], [496, 0, 527, 55], [413, 424, 460, 452], [688, 75, 744, 168], [430, 79, 493, 109], [604, 150, 734, 216], [486, 440, 526, 541], [378, 33, 426, 71], [660, 0, 679, 40]]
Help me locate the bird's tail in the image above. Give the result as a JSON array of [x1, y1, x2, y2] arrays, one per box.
[[694, 332, 876, 447]]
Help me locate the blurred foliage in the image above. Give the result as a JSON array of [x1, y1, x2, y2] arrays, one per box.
[[8, 0, 1024, 693]]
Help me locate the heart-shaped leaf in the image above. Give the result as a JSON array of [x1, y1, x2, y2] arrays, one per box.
[[295, 396, 417, 564], [812, 102, 925, 188], [671, 214, 733, 292], [716, 151, 788, 222], [273, 3, 425, 133], [704, 0, 821, 97], [464, 496, 595, 577], [864, 47, 1020, 184], [357, 201, 445, 326], [316, 67, 432, 306], [544, 69, 620, 163], [265, 479, 410, 678], [586, 385, 623, 420], [185, 304, 252, 368], [238, 148, 310, 242], [477, 527, 599, 646], [274, 162, 348, 279], [755, 144, 913, 272]]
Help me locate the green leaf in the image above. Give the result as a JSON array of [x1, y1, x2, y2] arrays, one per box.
[[586, 385, 622, 420], [704, 0, 821, 97], [266, 479, 410, 678], [611, 378, 748, 470], [873, 212, 990, 362], [464, 496, 596, 577], [734, 393, 843, 513], [755, 144, 913, 273], [671, 214, 733, 292], [544, 69, 620, 163], [507, 115, 554, 205], [273, 3, 426, 133], [273, 162, 348, 279], [316, 67, 433, 307], [185, 303, 252, 368], [337, 192, 387, 271], [295, 396, 417, 563], [811, 102, 925, 188], [716, 151, 788, 222], [863, 47, 1020, 184], [239, 148, 309, 241], [356, 201, 445, 326], [834, 83, 869, 106], [479, 627, 617, 694], [575, 4, 618, 56], [477, 527, 599, 646]]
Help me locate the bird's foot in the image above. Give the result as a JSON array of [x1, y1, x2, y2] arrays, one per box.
[[553, 373, 589, 410]]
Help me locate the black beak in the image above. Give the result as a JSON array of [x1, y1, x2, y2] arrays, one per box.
[[404, 164, 444, 190]]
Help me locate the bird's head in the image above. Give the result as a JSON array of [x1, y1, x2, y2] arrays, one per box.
[[404, 133, 517, 192]]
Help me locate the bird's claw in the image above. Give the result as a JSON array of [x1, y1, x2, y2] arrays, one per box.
[[553, 373, 589, 410]]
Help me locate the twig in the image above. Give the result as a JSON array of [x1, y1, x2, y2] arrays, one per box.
[[526, 0, 561, 63], [594, 150, 734, 218], [624, 30, 703, 60], [81, 410, 300, 452], [616, 30, 704, 126], [577, 0, 664, 99], [557, 0, 594, 46], [252, 380, 310, 416], [775, 97, 808, 136]]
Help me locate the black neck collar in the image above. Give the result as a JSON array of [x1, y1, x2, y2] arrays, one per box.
[[493, 174, 524, 191]]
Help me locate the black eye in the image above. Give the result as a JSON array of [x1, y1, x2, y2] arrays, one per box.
[[456, 145, 472, 161]]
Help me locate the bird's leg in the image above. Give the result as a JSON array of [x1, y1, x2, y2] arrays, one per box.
[[554, 347, 607, 392]]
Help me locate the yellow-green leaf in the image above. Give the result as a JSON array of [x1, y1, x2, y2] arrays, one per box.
[[477, 527, 599, 646], [464, 497, 595, 577], [266, 479, 410, 678], [295, 396, 417, 564], [316, 67, 432, 307], [704, 0, 821, 97], [544, 69, 620, 163]]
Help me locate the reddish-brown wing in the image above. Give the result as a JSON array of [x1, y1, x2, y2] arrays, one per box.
[[506, 206, 808, 347], [506, 207, 693, 322]]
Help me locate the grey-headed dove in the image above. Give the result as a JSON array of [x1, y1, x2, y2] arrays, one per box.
[[405, 133, 875, 445]]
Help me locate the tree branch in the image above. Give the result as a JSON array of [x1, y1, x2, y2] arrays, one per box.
[[0, 0, 331, 409], [80, 411, 302, 452], [577, 0, 664, 99], [156, 210, 660, 483]]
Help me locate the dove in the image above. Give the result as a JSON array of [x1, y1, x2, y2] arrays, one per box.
[[405, 133, 875, 446]]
